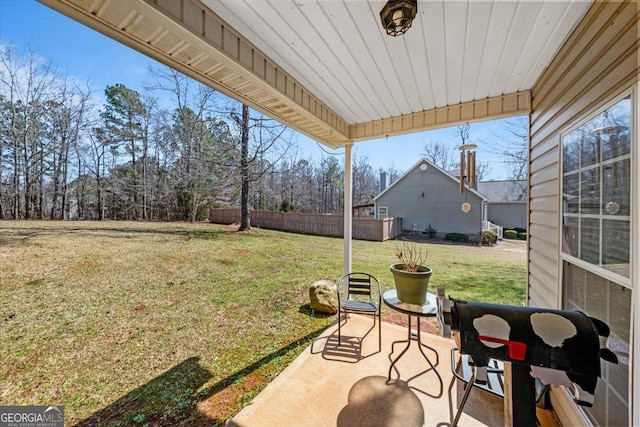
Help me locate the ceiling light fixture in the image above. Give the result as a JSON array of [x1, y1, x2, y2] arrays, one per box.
[[380, 0, 417, 36]]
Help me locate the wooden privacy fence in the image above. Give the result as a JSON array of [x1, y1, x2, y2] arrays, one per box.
[[210, 209, 402, 241]]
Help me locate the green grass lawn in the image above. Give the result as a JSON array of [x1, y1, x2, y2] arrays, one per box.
[[0, 221, 526, 425]]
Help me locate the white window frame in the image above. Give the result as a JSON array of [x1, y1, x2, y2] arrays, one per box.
[[378, 206, 388, 219], [560, 91, 634, 289], [558, 87, 636, 426]]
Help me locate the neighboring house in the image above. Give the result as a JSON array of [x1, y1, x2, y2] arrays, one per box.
[[477, 180, 527, 230], [374, 159, 528, 238], [374, 159, 487, 239]]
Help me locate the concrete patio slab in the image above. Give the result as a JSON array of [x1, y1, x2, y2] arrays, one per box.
[[227, 315, 533, 427]]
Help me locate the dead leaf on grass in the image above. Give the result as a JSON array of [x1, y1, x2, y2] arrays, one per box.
[[131, 301, 146, 315], [109, 327, 138, 345]]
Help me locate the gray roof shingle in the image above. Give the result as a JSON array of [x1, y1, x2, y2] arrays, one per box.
[[476, 180, 527, 203]]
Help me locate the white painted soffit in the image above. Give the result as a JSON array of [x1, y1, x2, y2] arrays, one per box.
[[37, 0, 592, 148]]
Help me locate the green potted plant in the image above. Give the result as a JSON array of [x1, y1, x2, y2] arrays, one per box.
[[390, 241, 432, 304]]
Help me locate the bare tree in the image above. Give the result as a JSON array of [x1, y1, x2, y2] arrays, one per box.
[[238, 104, 250, 230], [0, 46, 57, 218], [487, 116, 529, 180], [231, 104, 294, 229], [46, 77, 91, 219], [1, 47, 402, 222], [421, 139, 458, 170], [0, 46, 94, 219], [454, 123, 492, 182], [148, 66, 232, 222], [455, 123, 471, 145], [352, 152, 377, 205], [384, 165, 402, 187], [79, 119, 111, 220], [317, 155, 343, 213]]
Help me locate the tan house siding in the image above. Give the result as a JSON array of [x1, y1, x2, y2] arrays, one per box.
[[529, 0, 640, 310]]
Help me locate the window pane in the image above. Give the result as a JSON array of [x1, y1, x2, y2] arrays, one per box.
[[563, 262, 631, 427], [563, 172, 580, 214], [581, 131, 599, 167], [563, 132, 580, 172], [602, 159, 631, 216], [601, 126, 631, 160], [580, 168, 600, 214], [562, 216, 579, 257], [580, 218, 599, 264], [602, 219, 630, 278], [561, 95, 631, 270], [598, 97, 632, 160]]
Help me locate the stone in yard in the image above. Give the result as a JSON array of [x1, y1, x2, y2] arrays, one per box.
[[309, 280, 338, 314]]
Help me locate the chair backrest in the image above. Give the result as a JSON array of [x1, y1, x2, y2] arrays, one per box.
[[347, 274, 371, 298], [338, 272, 380, 302]]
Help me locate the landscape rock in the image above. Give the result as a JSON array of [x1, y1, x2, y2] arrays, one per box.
[[309, 280, 338, 314]]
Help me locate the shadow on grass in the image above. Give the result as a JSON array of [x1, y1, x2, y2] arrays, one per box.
[[76, 357, 212, 426], [77, 327, 328, 426]]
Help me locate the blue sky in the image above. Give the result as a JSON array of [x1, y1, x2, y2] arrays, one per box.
[[0, 0, 523, 179]]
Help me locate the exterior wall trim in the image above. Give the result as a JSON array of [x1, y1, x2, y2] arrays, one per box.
[[351, 91, 531, 142]]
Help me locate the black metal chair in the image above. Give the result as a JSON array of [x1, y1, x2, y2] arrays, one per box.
[[448, 348, 505, 427], [336, 272, 382, 351], [437, 289, 540, 427], [437, 288, 506, 426]]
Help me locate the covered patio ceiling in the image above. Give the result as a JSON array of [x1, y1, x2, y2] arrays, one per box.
[[38, 0, 592, 149]]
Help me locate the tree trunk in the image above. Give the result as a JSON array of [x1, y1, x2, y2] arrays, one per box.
[[12, 143, 19, 219], [142, 128, 148, 220], [238, 104, 250, 231], [61, 142, 69, 220], [96, 154, 103, 220]]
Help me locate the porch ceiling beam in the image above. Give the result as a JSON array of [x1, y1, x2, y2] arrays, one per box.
[[37, 0, 351, 148], [350, 91, 531, 141]]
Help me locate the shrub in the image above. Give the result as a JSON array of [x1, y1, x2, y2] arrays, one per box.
[[481, 230, 498, 245], [445, 233, 469, 243], [504, 229, 517, 239], [517, 232, 527, 240], [280, 199, 294, 212], [513, 227, 527, 233]]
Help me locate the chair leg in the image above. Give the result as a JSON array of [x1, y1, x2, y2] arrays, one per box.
[[451, 372, 476, 427], [338, 309, 341, 345], [377, 313, 381, 351], [447, 371, 457, 424]]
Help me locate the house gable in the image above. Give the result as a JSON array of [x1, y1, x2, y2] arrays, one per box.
[[375, 159, 484, 236]]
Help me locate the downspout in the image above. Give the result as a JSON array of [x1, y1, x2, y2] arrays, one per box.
[[481, 200, 488, 244], [482, 200, 488, 228], [343, 143, 353, 274]]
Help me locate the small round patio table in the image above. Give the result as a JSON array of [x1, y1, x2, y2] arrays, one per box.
[[382, 289, 443, 398]]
